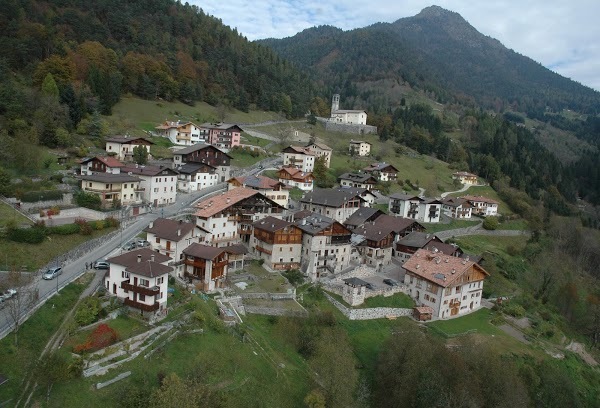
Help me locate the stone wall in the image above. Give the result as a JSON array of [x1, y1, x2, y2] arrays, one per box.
[[319, 119, 377, 135], [21, 193, 74, 212], [239, 291, 296, 300], [245, 306, 308, 317], [324, 293, 412, 320]]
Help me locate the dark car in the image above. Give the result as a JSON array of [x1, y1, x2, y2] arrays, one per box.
[[42, 267, 62, 280], [383, 278, 399, 287], [365, 283, 374, 290], [122, 241, 137, 251], [94, 261, 110, 270]]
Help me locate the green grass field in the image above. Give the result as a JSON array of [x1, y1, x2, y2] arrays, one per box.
[[0, 275, 90, 402], [109, 97, 280, 137], [452, 235, 529, 257], [427, 308, 504, 337], [0, 227, 117, 271], [229, 149, 267, 167], [0, 201, 32, 228], [422, 219, 481, 233]]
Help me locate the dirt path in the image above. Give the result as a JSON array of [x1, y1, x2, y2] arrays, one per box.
[[440, 183, 486, 198]]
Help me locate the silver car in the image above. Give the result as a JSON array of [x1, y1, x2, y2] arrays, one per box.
[[42, 267, 62, 280]]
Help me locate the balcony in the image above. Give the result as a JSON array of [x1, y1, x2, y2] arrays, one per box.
[[256, 245, 272, 255], [124, 298, 159, 312], [211, 235, 238, 243], [85, 187, 122, 193], [375, 254, 386, 259], [318, 254, 336, 261], [238, 227, 252, 235], [134, 186, 146, 192], [121, 281, 160, 296]]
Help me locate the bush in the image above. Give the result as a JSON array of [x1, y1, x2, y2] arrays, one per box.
[[282, 269, 305, 286], [74, 190, 102, 210], [21, 190, 63, 203], [48, 223, 80, 235], [75, 297, 102, 326], [483, 216, 499, 230], [104, 216, 120, 228], [7, 226, 47, 243], [73, 323, 119, 353], [502, 302, 526, 318], [75, 218, 93, 235]]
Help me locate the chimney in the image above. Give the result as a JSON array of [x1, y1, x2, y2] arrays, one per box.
[[137, 255, 142, 263], [151, 254, 155, 262], [149, 222, 154, 228], [177, 229, 181, 236], [179, 219, 183, 224], [227, 198, 231, 203], [452, 269, 456, 274]]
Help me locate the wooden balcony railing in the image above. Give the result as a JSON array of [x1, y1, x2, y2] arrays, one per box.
[[124, 298, 159, 312], [121, 281, 159, 296], [256, 245, 272, 255]]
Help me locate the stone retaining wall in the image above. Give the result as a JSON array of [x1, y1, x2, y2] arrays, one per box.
[[245, 305, 308, 317], [324, 293, 412, 320], [317, 117, 378, 135], [239, 291, 296, 300]]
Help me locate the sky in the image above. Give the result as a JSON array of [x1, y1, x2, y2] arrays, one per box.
[[191, 0, 600, 92]]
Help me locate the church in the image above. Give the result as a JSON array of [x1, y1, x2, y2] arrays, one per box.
[[329, 94, 368, 125]]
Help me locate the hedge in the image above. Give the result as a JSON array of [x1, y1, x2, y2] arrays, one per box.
[[47, 223, 81, 235], [21, 190, 64, 203], [7, 226, 47, 243]]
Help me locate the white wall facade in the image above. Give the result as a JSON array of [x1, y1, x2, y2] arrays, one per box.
[[301, 234, 352, 281], [283, 152, 314, 173]]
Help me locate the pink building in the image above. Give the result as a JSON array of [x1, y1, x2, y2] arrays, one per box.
[[200, 123, 242, 149]]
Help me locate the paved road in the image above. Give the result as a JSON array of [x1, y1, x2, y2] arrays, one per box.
[[0, 156, 280, 341], [440, 183, 486, 198]]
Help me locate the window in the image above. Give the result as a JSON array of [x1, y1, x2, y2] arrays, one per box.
[[155, 237, 160, 243], [139, 294, 146, 301], [289, 247, 292, 252], [157, 292, 163, 300], [121, 271, 130, 279], [157, 277, 164, 285]]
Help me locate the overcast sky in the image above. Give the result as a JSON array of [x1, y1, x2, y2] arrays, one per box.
[[191, 0, 600, 92]]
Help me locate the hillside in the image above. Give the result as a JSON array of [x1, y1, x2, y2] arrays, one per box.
[[260, 6, 600, 116]]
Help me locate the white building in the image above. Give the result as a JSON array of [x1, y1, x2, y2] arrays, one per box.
[[277, 167, 314, 191], [330, 94, 367, 125], [121, 164, 178, 207], [144, 218, 197, 263], [250, 216, 303, 271], [389, 193, 442, 223], [105, 136, 153, 162], [175, 162, 219, 193], [282, 145, 316, 172], [349, 140, 371, 156], [105, 249, 172, 316], [300, 188, 369, 223], [403, 249, 489, 319], [462, 195, 499, 217], [154, 120, 208, 146], [78, 173, 144, 208], [227, 175, 289, 208], [305, 142, 332, 168], [338, 173, 378, 191], [182, 244, 229, 291], [441, 197, 473, 219], [79, 156, 124, 175]]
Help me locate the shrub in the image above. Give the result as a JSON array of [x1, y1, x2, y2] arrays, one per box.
[[21, 190, 64, 202], [282, 269, 305, 286], [75, 218, 93, 235], [73, 323, 119, 353], [75, 297, 102, 326], [74, 190, 102, 210], [7, 226, 47, 243], [502, 302, 526, 318], [104, 216, 120, 228], [483, 216, 499, 230], [48, 223, 80, 235]]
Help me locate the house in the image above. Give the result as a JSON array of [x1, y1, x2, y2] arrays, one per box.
[[175, 162, 219, 193], [395, 231, 447, 262], [105, 249, 172, 315], [154, 120, 207, 146], [79, 156, 124, 175], [282, 146, 316, 172], [277, 166, 314, 191], [403, 248, 489, 319], [330, 94, 367, 125], [453, 171, 478, 185], [338, 173, 378, 190], [349, 140, 371, 156], [172, 143, 232, 183], [294, 212, 353, 281], [351, 222, 395, 270], [194, 187, 284, 247], [224, 244, 247, 271], [250, 216, 303, 270], [344, 208, 384, 230], [228, 175, 289, 208], [355, 215, 425, 262], [105, 136, 153, 162], [389, 193, 443, 223], [200, 123, 242, 149], [299, 188, 369, 223], [305, 142, 332, 168], [342, 187, 377, 206], [78, 173, 144, 208], [182, 244, 229, 291], [121, 164, 178, 207], [461, 195, 499, 216], [144, 218, 197, 264], [362, 162, 399, 181], [441, 197, 473, 219]]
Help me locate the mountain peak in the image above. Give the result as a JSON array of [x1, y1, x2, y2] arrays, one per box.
[[416, 5, 458, 19]]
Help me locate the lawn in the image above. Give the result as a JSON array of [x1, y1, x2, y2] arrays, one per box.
[[326, 290, 414, 309], [423, 218, 481, 233], [0, 201, 32, 228], [241, 134, 272, 148], [426, 308, 504, 337], [0, 274, 90, 403], [229, 262, 292, 294], [0, 227, 117, 271], [45, 298, 311, 408], [229, 149, 267, 167], [110, 97, 280, 137], [452, 235, 529, 257]]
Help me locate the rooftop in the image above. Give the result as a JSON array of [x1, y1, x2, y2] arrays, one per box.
[[143, 218, 195, 242], [363, 162, 399, 172], [403, 248, 488, 288], [194, 187, 281, 218], [183, 243, 226, 260], [300, 188, 366, 207], [283, 145, 315, 156], [121, 164, 177, 177], [461, 195, 499, 205], [252, 216, 295, 232], [338, 173, 378, 184], [105, 136, 153, 145], [81, 156, 124, 168], [107, 249, 172, 278], [229, 175, 282, 190], [397, 231, 441, 248], [172, 142, 232, 157], [344, 208, 383, 228], [78, 173, 142, 183]]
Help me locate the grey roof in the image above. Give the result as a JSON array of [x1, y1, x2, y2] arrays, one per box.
[[389, 193, 423, 201], [107, 249, 172, 278], [176, 162, 216, 174], [252, 216, 294, 232], [225, 244, 248, 255], [397, 231, 439, 248], [295, 213, 340, 235], [300, 188, 366, 208], [105, 136, 153, 144], [183, 243, 226, 260], [364, 162, 399, 172], [172, 143, 231, 157], [78, 173, 142, 183], [121, 165, 178, 177], [143, 218, 195, 242], [344, 208, 383, 228], [338, 173, 377, 184]]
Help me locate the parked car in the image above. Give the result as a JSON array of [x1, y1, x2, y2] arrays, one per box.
[[122, 241, 137, 251], [94, 261, 110, 270], [365, 283, 374, 290], [42, 267, 62, 280], [135, 239, 150, 248], [383, 278, 399, 287], [0, 288, 17, 302]]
